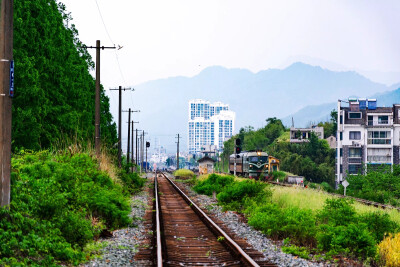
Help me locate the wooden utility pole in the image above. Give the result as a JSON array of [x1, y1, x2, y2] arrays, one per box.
[[0, 0, 13, 208], [136, 128, 138, 167], [176, 134, 181, 170], [110, 86, 133, 167], [85, 41, 115, 158], [122, 108, 139, 168], [131, 121, 139, 172]]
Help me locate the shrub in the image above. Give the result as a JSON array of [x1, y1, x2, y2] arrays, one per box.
[[317, 223, 376, 259], [360, 212, 399, 243], [271, 171, 286, 182], [217, 180, 271, 212], [317, 198, 357, 226], [0, 150, 138, 265], [248, 203, 316, 246], [378, 233, 400, 267], [193, 174, 234, 196], [118, 171, 145, 194]]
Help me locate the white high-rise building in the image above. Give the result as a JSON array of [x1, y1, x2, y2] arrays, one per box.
[[188, 99, 235, 154]]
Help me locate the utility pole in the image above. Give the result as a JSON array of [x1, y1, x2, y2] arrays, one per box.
[[176, 134, 181, 170], [131, 121, 139, 172], [122, 108, 139, 167], [110, 86, 133, 167], [136, 128, 138, 168], [0, 0, 13, 208], [141, 130, 145, 172], [85, 41, 115, 158]]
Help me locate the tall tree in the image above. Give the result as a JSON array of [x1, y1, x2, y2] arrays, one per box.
[[12, 1, 117, 150]]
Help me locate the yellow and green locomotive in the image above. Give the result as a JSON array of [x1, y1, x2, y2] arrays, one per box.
[[229, 151, 280, 179]]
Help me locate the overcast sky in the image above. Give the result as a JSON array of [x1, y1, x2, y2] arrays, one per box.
[[60, 0, 400, 86], [59, 0, 400, 153]]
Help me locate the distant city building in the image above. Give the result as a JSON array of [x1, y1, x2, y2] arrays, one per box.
[[289, 125, 324, 143], [188, 99, 235, 154], [336, 98, 400, 186]]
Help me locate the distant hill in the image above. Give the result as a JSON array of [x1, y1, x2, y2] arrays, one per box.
[[282, 87, 400, 128], [119, 62, 396, 151]]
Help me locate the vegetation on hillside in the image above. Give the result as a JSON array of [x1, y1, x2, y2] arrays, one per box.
[[0, 150, 145, 266], [221, 116, 336, 185], [13, 0, 117, 150]]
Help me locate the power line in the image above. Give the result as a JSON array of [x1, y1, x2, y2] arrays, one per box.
[[94, 0, 114, 44]]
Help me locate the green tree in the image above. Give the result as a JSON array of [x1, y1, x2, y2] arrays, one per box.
[[13, 1, 117, 150]]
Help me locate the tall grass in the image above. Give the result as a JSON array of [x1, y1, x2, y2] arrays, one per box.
[[271, 186, 400, 225]]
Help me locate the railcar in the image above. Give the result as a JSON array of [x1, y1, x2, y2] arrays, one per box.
[[229, 151, 278, 179]]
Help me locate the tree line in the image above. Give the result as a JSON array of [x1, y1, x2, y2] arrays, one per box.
[[222, 114, 336, 186], [13, 0, 117, 151]]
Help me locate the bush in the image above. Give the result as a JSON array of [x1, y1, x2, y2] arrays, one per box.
[[118, 171, 145, 194], [378, 233, 400, 267], [271, 171, 286, 182], [248, 203, 317, 246], [317, 198, 357, 226], [217, 180, 271, 211], [317, 223, 376, 258], [0, 150, 139, 265], [193, 174, 234, 196], [360, 212, 399, 243]]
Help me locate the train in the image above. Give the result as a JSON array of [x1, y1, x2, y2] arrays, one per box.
[[229, 151, 280, 179]]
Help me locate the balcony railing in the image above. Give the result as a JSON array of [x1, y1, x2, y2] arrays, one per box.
[[368, 120, 389, 126], [367, 139, 391, 145]]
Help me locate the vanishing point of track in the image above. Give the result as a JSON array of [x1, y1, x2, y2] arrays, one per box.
[[152, 172, 276, 266]]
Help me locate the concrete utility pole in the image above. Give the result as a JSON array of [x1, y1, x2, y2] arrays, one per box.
[[176, 134, 181, 170], [86, 41, 115, 158], [110, 86, 133, 167], [0, 0, 13, 208], [136, 128, 138, 168]]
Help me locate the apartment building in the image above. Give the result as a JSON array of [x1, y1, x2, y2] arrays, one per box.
[[336, 98, 400, 185], [188, 99, 235, 154]]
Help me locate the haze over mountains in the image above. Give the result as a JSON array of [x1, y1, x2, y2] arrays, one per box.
[[118, 62, 399, 152]]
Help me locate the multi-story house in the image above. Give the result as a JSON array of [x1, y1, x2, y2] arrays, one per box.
[[188, 99, 235, 154], [336, 98, 400, 186]]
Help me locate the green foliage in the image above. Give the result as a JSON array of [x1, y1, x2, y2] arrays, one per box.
[[174, 169, 195, 178], [282, 244, 311, 260], [217, 180, 271, 211], [118, 170, 146, 194], [0, 150, 141, 265], [317, 198, 357, 226], [193, 174, 234, 196], [360, 212, 399, 243], [316, 223, 377, 258], [13, 0, 117, 150], [271, 171, 287, 182], [337, 165, 400, 206], [248, 203, 317, 246]]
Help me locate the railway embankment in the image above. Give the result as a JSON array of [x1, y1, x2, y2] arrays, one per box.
[[188, 173, 400, 266]]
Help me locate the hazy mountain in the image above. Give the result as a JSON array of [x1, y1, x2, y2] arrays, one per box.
[[120, 62, 395, 151], [282, 87, 400, 129]]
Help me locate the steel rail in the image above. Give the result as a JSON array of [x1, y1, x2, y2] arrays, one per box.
[[161, 172, 260, 267], [154, 172, 163, 267]]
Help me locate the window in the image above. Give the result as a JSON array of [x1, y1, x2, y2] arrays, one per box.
[[368, 131, 391, 144], [349, 148, 362, 158], [349, 131, 361, 140], [348, 164, 362, 174], [340, 132, 343, 141], [378, 116, 389, 124], [348, 112, 362, 119]]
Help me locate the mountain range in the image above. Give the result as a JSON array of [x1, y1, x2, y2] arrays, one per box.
[[118, 62, 399, 152]]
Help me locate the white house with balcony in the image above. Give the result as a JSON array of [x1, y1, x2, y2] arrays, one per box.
[[336, 98, 400, 186]]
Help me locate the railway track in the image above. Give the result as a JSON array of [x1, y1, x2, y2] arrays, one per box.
[[137, 172, 276, 266]]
